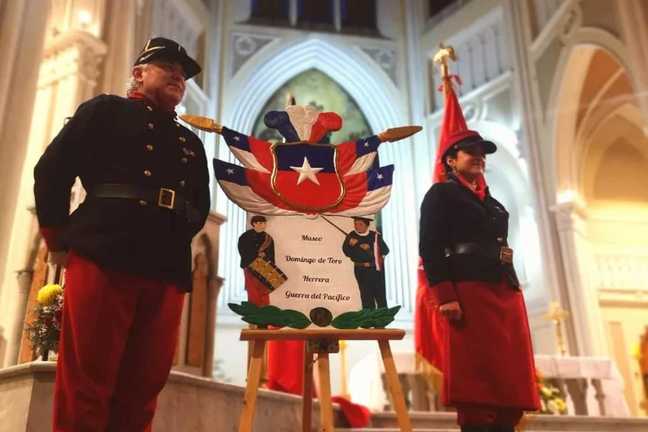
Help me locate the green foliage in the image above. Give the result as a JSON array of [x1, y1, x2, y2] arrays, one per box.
[[330, 306, 401, 329], [25, 292, 64, 359], [229, 302, 401, 330], [228, 302, 310, 329], [536, 373, 568, 415]]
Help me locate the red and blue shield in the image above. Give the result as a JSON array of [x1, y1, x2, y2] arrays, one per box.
[[271, 143, 345, 211]]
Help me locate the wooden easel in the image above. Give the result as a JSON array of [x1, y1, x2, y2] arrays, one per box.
[[237, 328, 412, 432]]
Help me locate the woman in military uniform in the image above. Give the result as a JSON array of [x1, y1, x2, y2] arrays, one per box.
[[419, 128, 539, 432]]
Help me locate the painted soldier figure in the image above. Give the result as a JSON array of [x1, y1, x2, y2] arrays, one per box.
[[34, 37, 210, 431], [238, 215, 277, 305], [342, 216, 389, 309], [419, 72, 539, 432]]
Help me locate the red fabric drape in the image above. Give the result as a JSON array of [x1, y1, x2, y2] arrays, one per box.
[[331, 396, 371, 428], [266, 340, 305, 394], [265, 340, 371, 428]]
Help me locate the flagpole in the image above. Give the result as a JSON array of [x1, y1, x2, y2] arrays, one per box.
[[319, 215, 349, 237]]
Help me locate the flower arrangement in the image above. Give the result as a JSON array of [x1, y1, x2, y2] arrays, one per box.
[[25, 283, 64, 360], [536, 369, 567, 415]]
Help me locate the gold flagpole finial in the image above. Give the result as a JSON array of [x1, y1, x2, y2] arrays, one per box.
[[179, 114, 223, 134], [433, 44, 457, 93]]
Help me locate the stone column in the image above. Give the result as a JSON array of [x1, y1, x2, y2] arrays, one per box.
[[0, 29, 107, 368], [504, 0, 579, 353], [0, 0, 51, 368], [551, 201, 608, 356], [402, 0, 432, 207], [99, 0, 138, 95]]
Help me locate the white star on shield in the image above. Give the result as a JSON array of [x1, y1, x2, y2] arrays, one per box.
[[377, 173, 384, 180], [290, 157, 323, 185], [226, 168, 235, 175]]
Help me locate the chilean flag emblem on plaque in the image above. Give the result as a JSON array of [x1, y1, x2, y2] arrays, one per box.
[[271, 142, 345, 212]]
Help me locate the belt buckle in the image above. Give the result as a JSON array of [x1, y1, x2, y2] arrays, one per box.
[[499, 246, 513, 264], [158, 188, 176, 209]]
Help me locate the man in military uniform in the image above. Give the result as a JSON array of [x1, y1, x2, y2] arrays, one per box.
[[238, 215, 276, 305], [342, 216, 389, 309], [34, 37, 210, 431]]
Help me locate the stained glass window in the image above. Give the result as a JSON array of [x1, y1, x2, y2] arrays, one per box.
[[252, 69, 372, 145]]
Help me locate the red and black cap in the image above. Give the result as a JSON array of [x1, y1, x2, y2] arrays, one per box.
[[443, 130, 497, 159], [134, 37, 201, 79]]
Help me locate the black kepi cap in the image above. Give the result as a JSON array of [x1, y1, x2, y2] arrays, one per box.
[[134, 37, 201, 79], [353, 216, 374, 223]]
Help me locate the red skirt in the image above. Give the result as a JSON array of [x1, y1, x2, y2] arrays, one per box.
[[438, 280, 540, 410]]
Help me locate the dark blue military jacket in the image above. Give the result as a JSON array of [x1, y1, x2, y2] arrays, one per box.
[[419, 174, 519, 288], [342, 230, 389, 266], [34, 94, 210, 291], [237, 229, 275, 268]]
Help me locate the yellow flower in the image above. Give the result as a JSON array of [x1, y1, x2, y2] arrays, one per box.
[[540, 386, 553, 397], [37, 284, 63, 305], [554, 398, 567, 413], [547, 399, 559, 414], [630, 342, 641, 361]]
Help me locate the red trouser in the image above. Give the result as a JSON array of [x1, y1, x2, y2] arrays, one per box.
[[456, 404, 523, 427], [243, 268, 269, 305], [53, 252, 185, 432]]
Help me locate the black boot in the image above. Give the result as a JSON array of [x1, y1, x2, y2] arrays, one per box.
[[460, 426, 490, 432]]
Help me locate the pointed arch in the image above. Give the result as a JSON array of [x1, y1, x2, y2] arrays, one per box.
[[223, 37, 404, 132], [217, 37, 419, 318], [546, 28, 635, 200]]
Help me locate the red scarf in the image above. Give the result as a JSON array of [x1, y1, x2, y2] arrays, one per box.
[[127, 91, 149, 102], [128, 91, 176, 117], [454, 172, 487, 201]]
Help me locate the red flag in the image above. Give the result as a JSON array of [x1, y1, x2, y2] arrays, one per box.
[[413, 259, 444, 390], [433, 76, 471, 183], [415, 75, 473, 386]]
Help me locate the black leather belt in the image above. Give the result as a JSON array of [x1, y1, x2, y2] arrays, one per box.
[[89, 183, 200, 222], [445, 242, 513, 264]]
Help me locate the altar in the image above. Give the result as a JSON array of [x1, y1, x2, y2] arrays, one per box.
[[349, 351, 630, 417]]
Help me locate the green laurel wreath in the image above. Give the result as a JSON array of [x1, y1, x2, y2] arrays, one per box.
[[228, 302, 311, 329], [330, 306, 401, 329], [228, 302, 401, 329]]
